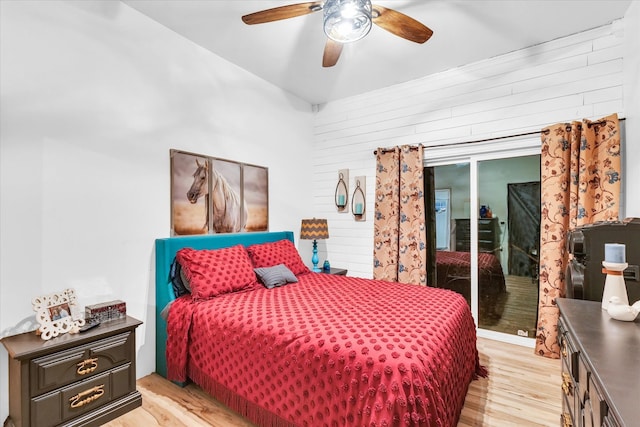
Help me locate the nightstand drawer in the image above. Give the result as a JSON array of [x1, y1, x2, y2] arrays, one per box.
[[30, 331, 133, 397], [30, 362, 134, 427]]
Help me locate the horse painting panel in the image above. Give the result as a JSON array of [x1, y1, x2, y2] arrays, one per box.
[[208, 159, 247, 233], [243, 164, 269, 232], [185, 158, 247, 233], [171, 151, 209, 235]]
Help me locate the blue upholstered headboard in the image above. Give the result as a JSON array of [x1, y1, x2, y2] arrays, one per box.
[[154, 231, 295, 378]]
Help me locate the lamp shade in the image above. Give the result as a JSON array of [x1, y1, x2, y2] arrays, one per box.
[[300, 218, 329, 240]]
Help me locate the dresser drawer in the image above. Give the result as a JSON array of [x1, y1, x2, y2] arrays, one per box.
[[478, 240, 496, 252], [603, 412, 621, 427], [558, 317, 579, 380], [589, 375, 608, 426], [30, 362, 135, 427], [30, 331, 133, 397], [561, 392, 576, 427], [478, 218, 495, 228], [578, 353, 590, 403], [561, 363, 578, 416]]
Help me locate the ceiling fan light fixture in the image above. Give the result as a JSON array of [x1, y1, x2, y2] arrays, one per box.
[[323, 0, 372, 43]]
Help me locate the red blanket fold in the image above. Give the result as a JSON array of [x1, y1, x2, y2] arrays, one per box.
[[166, 294, 194, 382], [167, 274, 485, 427]]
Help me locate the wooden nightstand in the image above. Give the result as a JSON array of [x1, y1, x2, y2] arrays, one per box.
[[321, 268, 348, 275], [1, 316, 142, 427]]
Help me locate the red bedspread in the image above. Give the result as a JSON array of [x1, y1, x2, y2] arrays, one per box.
[[436, 251, 506, 297], [167, 273, 485, 427]]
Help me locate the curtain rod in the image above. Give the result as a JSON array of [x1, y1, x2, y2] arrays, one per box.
[[373, 117, 626, 155]]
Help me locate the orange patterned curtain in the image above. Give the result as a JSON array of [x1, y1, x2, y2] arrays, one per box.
[[373, 145, 427, 285], [535, 113, 621, 358]]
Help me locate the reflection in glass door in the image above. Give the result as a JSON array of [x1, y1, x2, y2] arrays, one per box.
[[477, 155, 540, 336], [435, 189, 450, 250], [430, 163, 472, 310], [428, 154, 541, 339]]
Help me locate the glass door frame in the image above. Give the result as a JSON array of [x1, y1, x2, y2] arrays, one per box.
[[424, 137, 540, 347]]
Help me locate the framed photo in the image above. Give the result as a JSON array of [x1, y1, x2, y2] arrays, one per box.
[[243, 163, 269, 232], [170, 149, 269, 235], [32, 288, 85, 340]]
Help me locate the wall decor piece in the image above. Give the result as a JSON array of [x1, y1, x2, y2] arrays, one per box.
[[335, 169, 349, 212], [352, 176, 366, 221], [170, 149, 269, 235], [210, 158, 244, 233], [243, 163, 269, 232], [32, 288, 85, 340], [171, 150, 210, 235]]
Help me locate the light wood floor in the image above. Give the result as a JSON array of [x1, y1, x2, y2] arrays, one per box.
[[479, 275, 539, 337], [104, 337, 561, 427]]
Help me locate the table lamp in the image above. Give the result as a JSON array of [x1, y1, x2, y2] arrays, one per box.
[[300, 218, 329, 272]]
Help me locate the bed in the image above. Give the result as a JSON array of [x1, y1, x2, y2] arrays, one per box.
[[435, 251, 506, 317], [155, 231, 486, 427]]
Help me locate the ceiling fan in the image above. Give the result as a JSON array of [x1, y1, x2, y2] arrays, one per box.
[[241, 0, 433, 67]]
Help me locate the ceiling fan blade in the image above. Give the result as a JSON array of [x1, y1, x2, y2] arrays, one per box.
[[242, 2, 323, 25], [371, 5, 433, 44], [322, 39, 343, 67]]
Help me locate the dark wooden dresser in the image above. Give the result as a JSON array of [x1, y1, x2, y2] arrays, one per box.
[[455, 217, 500, 253], [1, 316, 142, 427], [557, 298, 640, 427]]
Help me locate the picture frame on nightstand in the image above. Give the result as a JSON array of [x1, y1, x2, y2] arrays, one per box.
[[32, 288, 85, 340]]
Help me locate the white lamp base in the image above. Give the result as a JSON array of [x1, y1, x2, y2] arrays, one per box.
[[601, 261, 629, 310]]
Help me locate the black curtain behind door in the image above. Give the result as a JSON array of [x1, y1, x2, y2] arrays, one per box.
[[424, 167, 436, 286], [508, 182, 541, 277]]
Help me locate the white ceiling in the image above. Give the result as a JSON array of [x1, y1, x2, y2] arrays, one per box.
[[122, 0, 632, 105]]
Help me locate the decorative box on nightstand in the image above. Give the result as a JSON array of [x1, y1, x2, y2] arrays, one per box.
[[1, 316, 142, 427]]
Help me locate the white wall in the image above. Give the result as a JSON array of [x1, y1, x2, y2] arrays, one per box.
[[0, 1, 314, 420], [624, 1, 640, 215], [313, 20, 633, 279]]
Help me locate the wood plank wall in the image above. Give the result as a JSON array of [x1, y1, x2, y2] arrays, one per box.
[[310, 23, 625, 279]]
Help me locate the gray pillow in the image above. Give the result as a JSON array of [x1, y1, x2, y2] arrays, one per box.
[[254, 264, 298, 289]]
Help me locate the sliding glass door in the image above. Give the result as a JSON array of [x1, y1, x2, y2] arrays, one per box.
[[426, 144, 541, 343], [431, 163, 472, 307], [477, 155, 540, 337]]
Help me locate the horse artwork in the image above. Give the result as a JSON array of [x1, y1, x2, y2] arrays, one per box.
[[243, 163, 269, 232], [186, 159, 210, 231], [186, 159, 247, 233], [170, 149, 266, 236], [171, 151, 209, 235]]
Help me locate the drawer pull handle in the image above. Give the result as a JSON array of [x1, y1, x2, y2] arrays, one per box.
[[69, 384, 105, 409], [561, 412, 573, 427], [561, 373, 573, 396], [77, 358, 98, 375]]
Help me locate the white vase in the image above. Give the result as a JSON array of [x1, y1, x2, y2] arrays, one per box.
[[601, 261, 629, 310]]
